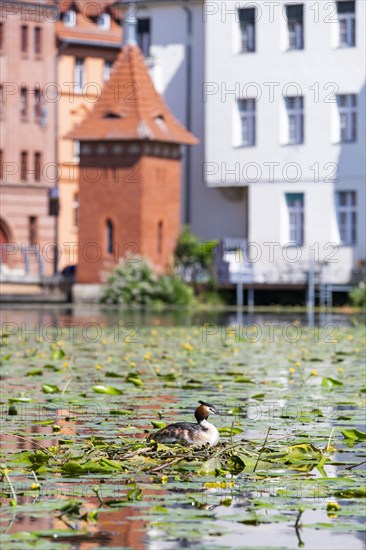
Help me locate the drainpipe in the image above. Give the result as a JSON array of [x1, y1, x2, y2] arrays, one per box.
[[124, 2, 137, 45], [53, 39, 68, 276], [53, 41, 60, 276], [182, 0, 192, 225]]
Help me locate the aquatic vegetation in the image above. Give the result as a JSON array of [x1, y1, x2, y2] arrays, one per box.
[[0, 322, 365, 549]]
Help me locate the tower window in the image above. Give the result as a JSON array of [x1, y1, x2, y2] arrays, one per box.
[[106, 219, 114, 254], [29, 216, 37, 245], [157, 221, 163, 254], [21, 25, 28, 53]]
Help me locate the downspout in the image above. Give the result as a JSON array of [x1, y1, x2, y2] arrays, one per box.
[[182, 0, 192, 225], [54, 38, 69, 276]]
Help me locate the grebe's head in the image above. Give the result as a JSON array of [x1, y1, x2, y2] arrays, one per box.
[[195, 400, 218, 423]]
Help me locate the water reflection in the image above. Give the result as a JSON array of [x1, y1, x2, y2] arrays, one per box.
[[0, 305, 358, 330]]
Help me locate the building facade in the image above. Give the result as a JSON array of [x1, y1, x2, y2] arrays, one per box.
[[0, 0, 57, 279], [204, 0, 366, 285], [56, 0, 122, 270], [130, 0, 365, 286]]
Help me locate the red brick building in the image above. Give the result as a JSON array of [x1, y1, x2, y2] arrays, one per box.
[[0, 0, 57, 278], [69, 38, 197, 284]]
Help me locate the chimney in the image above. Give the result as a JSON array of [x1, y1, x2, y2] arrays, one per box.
[[124, 2, 137, 45]]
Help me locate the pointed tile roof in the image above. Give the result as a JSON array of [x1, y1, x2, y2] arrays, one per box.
[[69, 45, 198, 145]]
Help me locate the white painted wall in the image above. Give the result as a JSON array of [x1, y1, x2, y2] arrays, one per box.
[[204, 0, 366, 283], [136, 0, 247, 240]]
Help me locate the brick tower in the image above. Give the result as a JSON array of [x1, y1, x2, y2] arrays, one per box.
[[69, 12, 197, 284]]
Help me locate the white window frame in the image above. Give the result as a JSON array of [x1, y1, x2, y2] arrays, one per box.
[[238, 99, 256, 146], [336, 191, 357, 245], [103, 60, 113, 82], [285, 96, 304, 145], [98, 13, 111, 31], [74, 58, 84, 92], [64, 10, 76, 28], [286, 193, 304, 246], [337, 2, 356, 47], [337, 94, 357, 143]]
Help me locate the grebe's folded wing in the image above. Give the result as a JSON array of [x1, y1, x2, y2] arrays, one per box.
[[148, 422, 203, 444]]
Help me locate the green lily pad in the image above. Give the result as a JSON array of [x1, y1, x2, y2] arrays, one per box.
[[341, 429, 366, 441], [92, 385, 123, 395]]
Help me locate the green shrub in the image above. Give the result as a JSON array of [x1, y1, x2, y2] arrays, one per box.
[[174, 226, 218, 282], [349, 280, 366, 307], [101, 257, 194, 306]]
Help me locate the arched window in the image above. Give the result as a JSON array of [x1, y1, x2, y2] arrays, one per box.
[[157, 220, 163, 255], [106, 219, 114, 254]]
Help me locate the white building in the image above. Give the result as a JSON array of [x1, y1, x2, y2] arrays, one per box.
[[122, 0, 366, 287]]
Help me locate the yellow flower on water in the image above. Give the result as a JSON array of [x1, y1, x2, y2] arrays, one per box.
[[95, 364, 102, 370], [337, 367, 343, 374], [130, 361, 136, 367], [295, 362, 301, 367], [347, 334, 353, 340], [144, 352, 151, 360], [289, 367, 295, 374], [354, 347, 360, 353], [181, 342, 194, 351], [161, 475, 168, 484], [101, 339, 107, 345], [30, 482, 40, 490], [326, 501, 341, 511], [63, 361, 69, 367], [311, 369, 318, 376]]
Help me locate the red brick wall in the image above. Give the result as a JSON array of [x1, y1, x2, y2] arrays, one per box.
[[77, 142, 181, 283]]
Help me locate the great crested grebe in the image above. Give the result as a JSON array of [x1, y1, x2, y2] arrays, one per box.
[[147, 401, 220, 446]]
